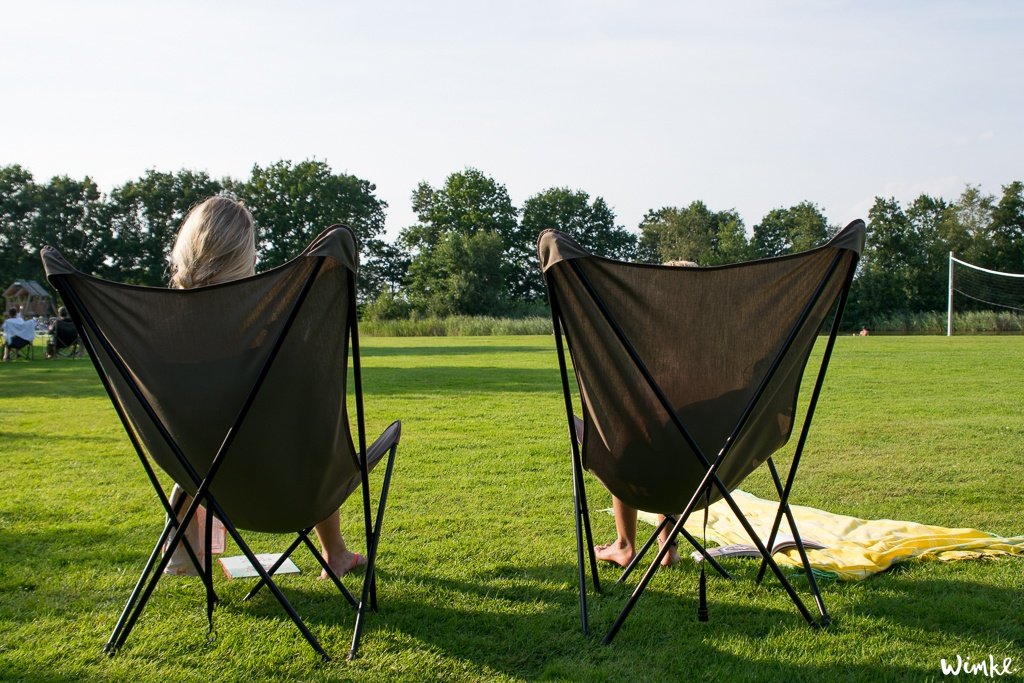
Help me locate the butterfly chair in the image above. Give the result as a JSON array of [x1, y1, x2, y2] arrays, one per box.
[[41, 225, 401, 661], [538, 220, 865, 643]]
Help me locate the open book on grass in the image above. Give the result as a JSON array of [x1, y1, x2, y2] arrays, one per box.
[[692, 533, 826, 562], [219, 553, 301, 579]]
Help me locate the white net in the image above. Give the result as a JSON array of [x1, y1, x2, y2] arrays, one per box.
[[950, 256, 1024, 313]]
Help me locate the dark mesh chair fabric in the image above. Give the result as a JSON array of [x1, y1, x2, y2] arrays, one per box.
[[539, 220, 865, 641], [41, 225, 401, 660]]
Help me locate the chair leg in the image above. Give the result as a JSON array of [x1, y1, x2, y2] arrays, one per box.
[[571, 449, 595, 637], [107, 513, 217, 654], [575, 462, 601, 596], [713, 486, 819, 627], [756, 460, 829, 623], [105, 519, 174, 654], [217, 520, 331, 661], [602, 480, 821, 644], [110, 511, 203, 653], [347, 441, 398, 661]]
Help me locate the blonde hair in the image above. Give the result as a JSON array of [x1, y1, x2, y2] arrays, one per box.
[[664, 259, 698, 267], [169, 196, 256, 289]]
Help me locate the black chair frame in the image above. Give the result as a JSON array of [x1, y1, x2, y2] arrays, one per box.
[[546, 248, 858, 644]]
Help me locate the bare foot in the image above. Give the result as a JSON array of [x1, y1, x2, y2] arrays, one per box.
[[320, 551, 367, 579], [594, 541, 635, 568], [658, 537, 680, 567]]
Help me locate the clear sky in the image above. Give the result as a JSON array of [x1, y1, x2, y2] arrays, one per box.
[[3, 1, 1021, 239]]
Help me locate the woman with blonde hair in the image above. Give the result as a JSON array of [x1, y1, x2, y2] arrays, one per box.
[[165, 195, 366, 578]]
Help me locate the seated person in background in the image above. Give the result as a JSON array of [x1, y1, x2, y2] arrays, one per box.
[[46, 307, 80, 358], [162, 195, 368, 579], [3, 307, 35, 361]]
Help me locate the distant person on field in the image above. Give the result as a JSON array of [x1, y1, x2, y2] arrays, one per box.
[[859, 327, 869, 336], [594, 258, 699, 570], [3, 307, 34, 361], [162, 195, 367, 579]]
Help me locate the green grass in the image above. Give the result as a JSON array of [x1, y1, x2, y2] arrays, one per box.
[[1, 336, 1022, 681]]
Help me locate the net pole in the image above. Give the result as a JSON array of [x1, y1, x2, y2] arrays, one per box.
[[947, 251, 954, 337]]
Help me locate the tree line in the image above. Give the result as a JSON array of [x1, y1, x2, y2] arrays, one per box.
[[2, 161, 1022, 327]]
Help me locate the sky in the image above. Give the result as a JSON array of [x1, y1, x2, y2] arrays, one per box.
[[2, 1, 1022, 240]]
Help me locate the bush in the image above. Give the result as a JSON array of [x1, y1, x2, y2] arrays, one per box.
[[859, 310, 1024, 334], [363, 291, 414, 321], [360, 315, 551, 336]]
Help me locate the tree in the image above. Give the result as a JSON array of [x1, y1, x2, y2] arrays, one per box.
[[239, 160, 387, 298], [406, 230, 509, 316], [946, 184, 995, 264], [107, 170, 224, 285], [360, 239, 410, 302], [905, 194, 954, 312], [987, 181, 1024, 274], [0, 165, 38, 286], [401, 168, 519, 315], [29, 175, 107, 278], [637, 201, 750, 265], [518, 187, 637, 302], [752, 201, 829, 258], [850, 197, 920, 320]]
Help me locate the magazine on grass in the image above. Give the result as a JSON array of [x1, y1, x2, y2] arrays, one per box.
[[219, 553, 301, 579], [691, 533, 826, 562]]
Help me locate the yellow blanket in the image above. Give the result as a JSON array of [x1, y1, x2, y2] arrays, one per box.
[[632, 490, 1024, 581]]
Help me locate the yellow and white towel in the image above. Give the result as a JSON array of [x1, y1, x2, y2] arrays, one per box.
[[632, 490, 1024, 581]]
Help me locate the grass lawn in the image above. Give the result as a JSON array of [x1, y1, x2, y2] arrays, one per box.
[[1, 335, 1022, 682]]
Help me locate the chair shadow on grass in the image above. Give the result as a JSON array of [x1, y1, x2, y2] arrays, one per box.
[[837, 560, 1024, 642], [4, 521, 1019, 679], [0, 365, 106, 400], [358, 366, 562, 395], [363, 560, 966, 680]]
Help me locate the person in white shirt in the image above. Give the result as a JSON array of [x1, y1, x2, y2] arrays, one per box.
[[3, 307, 35, 361]]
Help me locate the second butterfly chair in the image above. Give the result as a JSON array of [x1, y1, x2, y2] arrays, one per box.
[[538, 221, 865, 643]]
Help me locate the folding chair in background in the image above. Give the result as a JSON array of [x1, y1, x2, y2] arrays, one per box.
[[47, 316, 82, 358], [537, 220, 865, 643], [41, 225, 401, 661]]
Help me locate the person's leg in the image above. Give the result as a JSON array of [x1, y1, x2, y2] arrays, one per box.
[[595, 498, 680, 568], [657, 515, 680, 567], [594, 496, 637, 567], [313, 510, 366, 579]]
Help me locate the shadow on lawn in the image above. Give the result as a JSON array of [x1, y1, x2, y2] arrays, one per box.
[[9, 523, 1017, 680], [358, 563, 957, 680], [848, 565, 1024, 642], [359, 365, 562, 395], [0, 365, 104, 400]]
